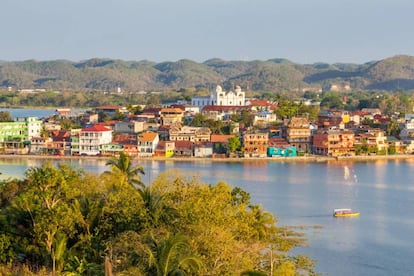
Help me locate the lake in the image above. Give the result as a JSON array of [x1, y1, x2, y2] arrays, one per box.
[[1, 157, 413, 276]]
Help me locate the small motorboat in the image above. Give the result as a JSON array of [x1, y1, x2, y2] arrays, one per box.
[[333, 208, 360, 217]]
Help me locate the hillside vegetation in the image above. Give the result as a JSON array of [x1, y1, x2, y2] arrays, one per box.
[[2, 55, 414, 92]]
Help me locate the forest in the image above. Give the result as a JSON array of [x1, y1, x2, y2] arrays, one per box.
[[0, 153, 317, 275], [2, 55, 414, 92]]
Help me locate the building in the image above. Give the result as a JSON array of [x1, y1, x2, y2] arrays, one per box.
[[201, 105, 250, 121], [284, 117, 311, 153], [253, 111, 277, 128], [354, 128, 388, 153], [0, 117, 42, 154], [194, 142, 213, 158], [312, 129, 355, 156], [243, 132, 268, 157], [160, 107, 185, 126], [137, 132, 159, 157], [169, 124, 211, 142], [191, 85, 246, 108], [114, 121, 145, 134], [79, 125, 113, 156]]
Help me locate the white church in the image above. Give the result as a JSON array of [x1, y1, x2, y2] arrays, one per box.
[[191, 85, 246, 108]]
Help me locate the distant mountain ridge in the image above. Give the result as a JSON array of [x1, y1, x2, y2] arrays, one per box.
[[1, 55, 414, 92]]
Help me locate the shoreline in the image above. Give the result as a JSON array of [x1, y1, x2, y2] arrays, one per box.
[[1, 153, 414, 163]]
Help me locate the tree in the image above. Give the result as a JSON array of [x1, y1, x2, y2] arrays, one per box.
[[228, 136, 241, 153], [105, 152, 145, 189], [0, 111, 13, 122], [145, 233, 203, 276], [320, 93, 344, 109]]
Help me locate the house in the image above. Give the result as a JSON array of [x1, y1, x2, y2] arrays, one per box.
[[267, 138, 297, 157], [284, 117, 311, 153], [113, 134, 138, 156], [45, 130, 71, 155], [173, 140, 193, 157], [253, 111, 277, 128], [201, 105, 250, 121], [114, 121, 145, 134], [312, 129, 355, 156], [210, 134, 236, 157], [246, 99, 275, 111], [79, 125, 113, 156], [169, 123, 211, 142], [354, 128, 388, 153], [154, 141, 175, 158], [95, 105, 128, 116], [0, 117, 42, 154], [160, 107, 185, 126], [137, 132, 159, 157], [243, 132, 268, 158], [70, 129, 81, 156], [317, 110, 346, 129], [194, 142, 213, 158], [30, 136, 49, 154]]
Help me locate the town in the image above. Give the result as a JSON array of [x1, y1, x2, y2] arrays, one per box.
[[1, 84, 413, 159]]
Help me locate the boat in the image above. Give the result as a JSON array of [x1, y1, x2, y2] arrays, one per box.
[[333, 208, 360, 217]]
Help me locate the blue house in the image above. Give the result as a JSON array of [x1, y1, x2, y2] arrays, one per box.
[[267, 146, 297, 157]]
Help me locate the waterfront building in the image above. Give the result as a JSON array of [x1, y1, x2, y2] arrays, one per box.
[[312, 129, 355, 156], [284, 117, 312, 153], [137, 132, 159, 157], [243, 132, 268, 158], [0, 117, 42, 154], [79, 125, 113, 156], [194, 142, 213, 158]]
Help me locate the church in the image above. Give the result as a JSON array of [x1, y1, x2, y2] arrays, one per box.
[[191, 85, 246, 108]]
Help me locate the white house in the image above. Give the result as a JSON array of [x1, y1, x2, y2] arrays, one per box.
[[137, 131, 159, 157], [79, 125, 113, 156], [253, 111, 277, 127]]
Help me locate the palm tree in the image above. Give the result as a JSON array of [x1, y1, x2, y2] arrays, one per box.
[[138, 187, 177, 227], [105, 152, 145, 189], [145, 233, 203, 276]]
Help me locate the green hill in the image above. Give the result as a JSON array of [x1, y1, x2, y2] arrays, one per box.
[[1, 55, 414, 92]]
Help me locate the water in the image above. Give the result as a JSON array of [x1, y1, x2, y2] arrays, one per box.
[[1, 157, 414, 275], [0, 107, 87, 119], [0, 107, 57, 119]]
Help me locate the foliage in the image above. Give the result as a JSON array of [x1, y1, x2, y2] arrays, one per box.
[[3, 56, 414, 108], [0, 161, 318, 275], [228, 136, 241, 153], [0, 111, 13, 122]]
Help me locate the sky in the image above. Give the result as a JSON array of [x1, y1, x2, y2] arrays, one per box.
[[1, 0, 414, 64]]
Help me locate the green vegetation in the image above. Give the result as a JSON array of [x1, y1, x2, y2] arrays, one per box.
[[0, 155, 317, 275], [2, 55, 414, 96]]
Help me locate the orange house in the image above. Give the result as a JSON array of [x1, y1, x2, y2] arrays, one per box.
[[312, 129, 355, 156]]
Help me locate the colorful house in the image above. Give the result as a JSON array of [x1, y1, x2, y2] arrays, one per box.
[[79, 125, 113, 156], [137, 132, 159, 157]]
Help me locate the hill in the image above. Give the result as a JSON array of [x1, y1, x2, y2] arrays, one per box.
[[1, 55, 414, 92]]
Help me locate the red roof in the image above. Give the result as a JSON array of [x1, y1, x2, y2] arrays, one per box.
[[174, 140, 193, 149], [248, 99, 271, 106], [82, 125, 112, 132], [210, 134, 235, 143]]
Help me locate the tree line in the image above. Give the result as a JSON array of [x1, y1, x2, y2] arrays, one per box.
[[0, 153, 317, 275]]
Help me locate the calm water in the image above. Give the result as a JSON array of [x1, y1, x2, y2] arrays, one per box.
[[1, 157, 413, 276]]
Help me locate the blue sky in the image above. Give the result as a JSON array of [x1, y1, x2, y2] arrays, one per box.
[[1, 0, 413, 64]]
